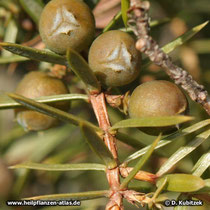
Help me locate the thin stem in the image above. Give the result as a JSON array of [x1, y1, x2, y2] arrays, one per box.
[[90, 93, 123, 210], [119, 167, 157, 184], [8, 93, 100, 132], [0, 93, 89, 109], [120, 134, 161, 189], [90, 93, 118, 159], [23, 190, 109, 200]]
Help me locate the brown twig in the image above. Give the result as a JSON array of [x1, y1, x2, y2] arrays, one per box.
[[90, 93, 158, 209], [128, 0, 210, 115], [90, 93, 123, 210], [105, 94, 124, 108], [119, 167, 157, 184]]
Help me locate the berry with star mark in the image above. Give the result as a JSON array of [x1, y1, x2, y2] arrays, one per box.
[[88, 30, 141, 87], [39, 0, 95, 54]]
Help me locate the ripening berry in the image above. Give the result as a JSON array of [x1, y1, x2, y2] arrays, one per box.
[[39, 0, 95, 54], [88, 30, 141, 87], [15, 71, 70, 131], [128, 80, 188, 135]]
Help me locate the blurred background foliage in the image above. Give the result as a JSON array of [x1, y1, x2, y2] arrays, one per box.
[[0, 0, 210, 209]]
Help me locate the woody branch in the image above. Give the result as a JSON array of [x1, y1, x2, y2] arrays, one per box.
[[128, 0, 210, 115], [90, 93, 123, 210]]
